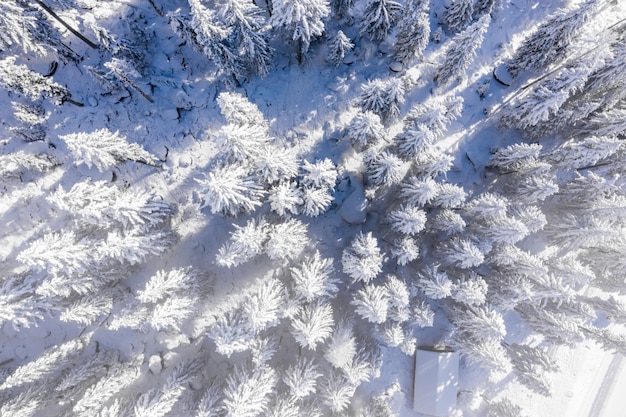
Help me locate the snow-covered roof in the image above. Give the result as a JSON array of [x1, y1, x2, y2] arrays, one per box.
[[413, 348, 459, 417]]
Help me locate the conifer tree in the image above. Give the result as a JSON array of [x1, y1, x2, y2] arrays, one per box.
[[506, 0, 600, 78], [351, 284, 390, 324], [367, 150, 405, 186], [435, 15, 490, 86], [290, 251, 338, 301], [268, 181, 303, 217], [319, 372, 356, 413], [270, 0, 331, 60], [196, 165, 265, 216], [441, 0, 473, 33], [358, 77, 406, 123], [342, 232, 386, 283], [325, 320, 358, 369], [266, 219, 309, 260], [223, 362, 277, 417], [174, 0, 244, 81], [391, 237, 420, 266], [417, 265, 453, 300], [0, 56, 70, 103], [60, 129, 159, 171], [360, 0, 402, 41], [218, 0, 274, 76], [388, 205, 427, 235], [282, 357, 321, 399], [291, 300, 335, 349], [301, 158, 338, 189], [242, 278, 285, 331], [328, 30, 354, 66], [301, 186, 334, 217], [216, 217, 269, 267], [393, 1, 430, 65], [344, 111, 385, 149]]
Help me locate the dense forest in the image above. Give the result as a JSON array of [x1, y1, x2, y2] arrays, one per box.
[[1, 0, 626, 416]]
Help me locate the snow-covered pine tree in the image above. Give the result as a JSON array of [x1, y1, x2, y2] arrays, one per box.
[[137, 268, 199, 304], [270, 0, 330, 60], [0, 151, 59, 179], [384, 275, 410, 322], [265, 219, 309, 260], [430, 208, 466, 235], [486, 398, 528, 417], [360, 0, 402, 41], [208, 310, 256, 357], [282, 356, 321, 399], [17, 231, 90, 276], [218, 89, 267, 127], [489, 142, 543, 173], [290, 251, 338, 301], [388, 205, 427, 235], [1, 1, 47, 55], [505, 342, 559, 396], [194, 382, 223, 417], [351, 284, 390, 324], [223, 362, 277, 417], [255, 145, 299, 184], [242, 278, 285, 331], [291, 300, 335, 349], [441, 0, 473, 33], [72, 356, 142, 415], [344, 111, 385, 149], [395, 123, 435, 158], [0, 275, 50, 330], [196, 165, 265, 216], [10, 101, 48, 142], [393, 1, 430, 65], [0, 56, 71, 103], [399, 176, 438, 207], [417, 265, 453, 300], [441, 238, 485, 269], [432, 182, 467, 208], [216, 217, 269, 267], [549, 136, 624, 170], [301, 158, 338, 189], [367, 150, 406, 186], [328, 30, 354, 66], [134, 360, 200, 417], [413, 148, 453, 177], [48, 180, 172, 232], [435, 15, 490, 86], [412, 299, 435, 327], [0, 336, 87, 391], [342, 232, 386, 283], [506, 0, 600, 79], [391, 237, 420, 266], [96, 230, 175, 266], [268, 181, 303, 217], [473, 0, 502, 18], [325, 319, 357, 369], [358, 77, 405, 123], [218, 0, 274, 76], [174, 0, 245, 81], [301, 186, 334, 217], [451, 272, 488, 305], [60, 290, 114, 326], [60, 128, 158, 171], [319, 372, 356, 413], [404, 94, 463, 138]]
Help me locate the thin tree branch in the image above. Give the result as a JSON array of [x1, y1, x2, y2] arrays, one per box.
[[32, 0, 99, 49]]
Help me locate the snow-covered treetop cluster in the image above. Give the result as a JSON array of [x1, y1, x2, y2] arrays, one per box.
[[1, 0, 626, 416]]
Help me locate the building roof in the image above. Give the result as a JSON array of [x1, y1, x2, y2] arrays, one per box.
[[413, 348, 459, 417]]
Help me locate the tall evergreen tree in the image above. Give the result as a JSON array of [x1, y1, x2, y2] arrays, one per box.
[[435, 15, 490, 86], [359, 0, 402, 42], [393, 2, 430, 65], [271, 0, 331, 60], [506, 0, 600, 78]]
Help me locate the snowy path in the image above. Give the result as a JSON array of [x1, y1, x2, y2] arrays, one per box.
[[589, 355, 626, 417]]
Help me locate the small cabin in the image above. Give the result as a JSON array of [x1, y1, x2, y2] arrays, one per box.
[[413, 347, 459, 417]]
